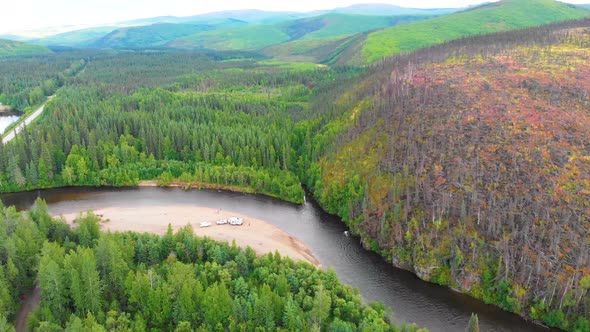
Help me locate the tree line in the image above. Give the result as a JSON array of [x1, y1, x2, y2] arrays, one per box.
[[0, 198, 427, 332]]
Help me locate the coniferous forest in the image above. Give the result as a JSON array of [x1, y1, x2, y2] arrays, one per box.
[[0, 7, 590, 332], [0, 52, 361, 203], [0, 199, 425, 331]]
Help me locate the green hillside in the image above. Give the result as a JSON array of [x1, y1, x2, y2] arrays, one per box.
[[92, 23, 217, 49], [353, 0, 590, 64], [293, 14, 432, 40], [262, 34, 365, 63], [35, 27, 118, 47], [261, 14, 435, 63], [0, 39, 51, 57], [170, 13, 431, 52], [169, 23, 289, 50], [262, 36, 350, 62]]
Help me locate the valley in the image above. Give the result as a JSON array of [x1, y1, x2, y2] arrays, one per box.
[[0, 1, 589, 331]]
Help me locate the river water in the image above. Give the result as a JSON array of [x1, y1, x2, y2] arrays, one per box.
[[0, 187, 555, 332], [0, 115, 20, 135]]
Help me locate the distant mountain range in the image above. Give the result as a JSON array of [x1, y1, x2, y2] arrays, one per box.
[[1, 1, 589, 62], [117, 10, 308, 27], [92, 23, 218, 49], [166, 14, 436, 52], [326, 3, 458, 16], [98, 5, 459, 27], [14, 4, 458, 48]]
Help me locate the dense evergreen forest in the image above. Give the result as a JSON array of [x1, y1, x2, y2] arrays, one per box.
[[0, 199, 426, 331], [0, 54, 87, 111], [1, 16, 589, 332], [0, 52, 360, 203]]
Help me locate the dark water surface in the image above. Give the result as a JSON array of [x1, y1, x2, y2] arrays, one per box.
[[1, 187, 555, 332]]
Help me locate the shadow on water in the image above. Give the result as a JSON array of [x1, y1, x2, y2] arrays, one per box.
[[1, 187, 559, 332]]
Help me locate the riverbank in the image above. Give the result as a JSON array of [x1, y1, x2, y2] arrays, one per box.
[[3, 186, 549, 332], [0, 104, 14, 113], [139, 180, 258, 195], [138, 180, 303, 204], [55, 204, 321, 268]]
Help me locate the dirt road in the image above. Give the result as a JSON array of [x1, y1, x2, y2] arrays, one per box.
[[15, 286, 40, 332]]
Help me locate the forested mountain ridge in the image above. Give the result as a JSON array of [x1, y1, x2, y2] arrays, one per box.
[[304, 19, 590, 330], [167, 14, 432, 52], [335, 0, 590, 64], [91, 23, 217, 49], [259, 14, 441, 63]]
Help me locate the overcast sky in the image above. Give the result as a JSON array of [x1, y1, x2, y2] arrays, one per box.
[[1, 0, 589, 35]]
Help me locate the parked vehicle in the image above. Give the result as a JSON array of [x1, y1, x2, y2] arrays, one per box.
[[229, 217, 244, 226]]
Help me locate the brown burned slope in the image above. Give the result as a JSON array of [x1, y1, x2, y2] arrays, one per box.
[[310, 20, 590, 330]]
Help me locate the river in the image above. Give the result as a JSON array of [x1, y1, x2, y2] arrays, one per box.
[[0, 114, 20, 135], [0, 187, 556, 332]]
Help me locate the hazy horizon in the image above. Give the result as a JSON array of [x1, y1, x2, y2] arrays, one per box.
[[2, 0, 589, 36]]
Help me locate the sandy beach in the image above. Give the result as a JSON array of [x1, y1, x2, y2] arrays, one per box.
[[56, 205, 321, 268]]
